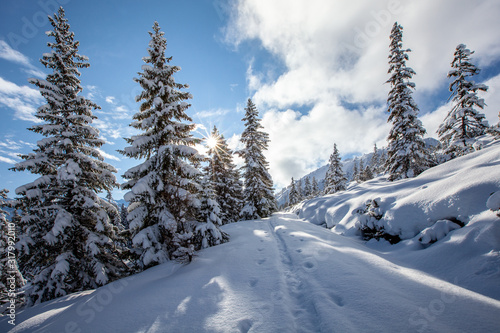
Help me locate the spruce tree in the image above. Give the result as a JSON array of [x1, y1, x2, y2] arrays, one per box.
[[205, 126, 243, 224], [239, 99, 277, 219], [362, 165, 374, 181], [303, 177, 312, 199], [351, 159, 359, 183], [490, 112, 500, 139], [296, 178, 303, 201], [0, 190, 25, 308], [385, 22, 431, 181], [311, 177, 319, 197], [120, 204, 129, 229], [370, 144, 380, 174], [357, 159, 365, 183], [195, 175, 229, 249], [10, 8, 127, 305], [119, 22, 204, 266], [437, 44, 489, 158], [324, 144, 347, 194], [288, 178, 300, 206]]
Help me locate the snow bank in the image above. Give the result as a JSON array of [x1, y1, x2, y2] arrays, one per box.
[[296, 140, 500, 240], [2, 214, 499, 332]]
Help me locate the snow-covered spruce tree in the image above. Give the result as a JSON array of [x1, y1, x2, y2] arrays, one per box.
[[297, 178, 304, 201], [195, 175, 229, 249], [288, 178, 300, 206], [311, 177, 320, 197], [324, 144, 347, 194], [119, 204, 128, 229], [490, 112, 500, 139], [0, 190, 25, 309], [385, 22, 431, 181], [10, 8, 127, 305], [351, 158, 359, 182], [303, 177, 312, 199], [205, 126, 243, 224], [437, 44, 489, 158], [239, 99, 277, 219], [356, 159, 365, 183], [370, 144, 380, 174], [119, 22, 205, 266]]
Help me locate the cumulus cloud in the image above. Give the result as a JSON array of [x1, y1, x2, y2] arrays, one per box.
[[225, 0, 500, 188]]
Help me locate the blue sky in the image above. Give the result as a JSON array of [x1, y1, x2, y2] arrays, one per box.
[[1, 0, 500, 199]]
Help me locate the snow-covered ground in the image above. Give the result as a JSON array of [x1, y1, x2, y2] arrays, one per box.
[[2, 140, 500, 332], [2, 212, 500, 332]]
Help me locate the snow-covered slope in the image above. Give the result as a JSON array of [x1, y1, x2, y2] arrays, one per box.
[[2, 140, 499, 333], [276, 138, 439, 207], [294, 139, 500, 238], [2, 213, 500, 333]]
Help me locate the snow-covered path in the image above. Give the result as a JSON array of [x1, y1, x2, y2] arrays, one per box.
[[3, 213, 500, 332]]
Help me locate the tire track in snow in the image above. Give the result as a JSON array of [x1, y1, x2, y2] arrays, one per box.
[[267, 215, 323, 333]]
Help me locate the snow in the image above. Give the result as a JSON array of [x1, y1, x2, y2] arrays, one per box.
[[417, 219, 461, 245], [296, 139, 500, 239], [3, 211, 499, 332], [486, 191, 500, 211], [3, 139, 500, 332]]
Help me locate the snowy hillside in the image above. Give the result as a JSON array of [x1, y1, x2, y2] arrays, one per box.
[[1, 140, 500, 332], [2, 213, 500, 333], [276, 138, 439, 207]]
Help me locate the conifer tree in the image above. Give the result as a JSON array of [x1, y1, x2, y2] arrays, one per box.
[[296, 178, 303, 201], [351, 159, 359, 182], [362, 165, 374, 181], [357, 159, 365, 183], [195, 175, 229, 249], [303, 177, 312, 199], [324, 144, 347, 194], [11, 8, 127, 305], [0, 190, 25, 308], [119, 22, 204, 266], [239, 99, 277, 219], [385, 22, 431, 181], [311, 177, 320, 197], [437, 44, 489, 158], [288, 178, 300, 206], [370, 144, 380, 174], [120, 204, 129, 229], [490, 112, 500, 139], [205, 126, 243, 224]]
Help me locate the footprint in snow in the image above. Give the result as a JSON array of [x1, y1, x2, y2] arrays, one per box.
[[248, 278, 258, 287], [256, 258, 266, 265]]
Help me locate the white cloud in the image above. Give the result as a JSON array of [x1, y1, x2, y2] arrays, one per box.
[[105, 96, 116, 104], [261, 100, 389, 188], [0, 40, 31, 67], [0, 138, 36, 164], [225, 0, 500, 187], [0, 41, 46, 78], [0, 156, 16, 164], [0, 76, 42, 122], [96, 148, 121, 161], [195, 108, 231, 118]]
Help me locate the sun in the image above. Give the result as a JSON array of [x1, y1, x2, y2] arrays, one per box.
[[205, 135, 219, 149]]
